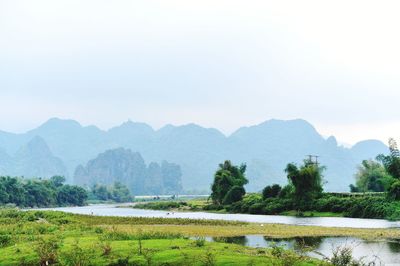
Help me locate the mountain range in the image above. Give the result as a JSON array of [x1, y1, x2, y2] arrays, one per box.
[[0, 118, 389, 192]]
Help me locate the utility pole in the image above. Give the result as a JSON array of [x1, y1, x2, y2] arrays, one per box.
[[306, 155, 320, 166]]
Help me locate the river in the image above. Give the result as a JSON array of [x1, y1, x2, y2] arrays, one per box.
[[36, 204, 400, 229]]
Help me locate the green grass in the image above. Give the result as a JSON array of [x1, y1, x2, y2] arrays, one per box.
[[1, 237, 322, 266], [0, 209, 328, 265]]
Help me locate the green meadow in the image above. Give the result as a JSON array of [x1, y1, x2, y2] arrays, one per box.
[[1, 209, 399, 265]]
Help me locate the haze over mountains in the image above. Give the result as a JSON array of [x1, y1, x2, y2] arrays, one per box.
[[0, 118, 389, 193]]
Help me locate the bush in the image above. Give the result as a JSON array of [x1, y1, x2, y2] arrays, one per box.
[[263, 198, 293, 214], [202, 249, 216, 266], [60, 239, 94, 266], [0, 234, 12, 247], [278, 185, 294, 199], [262, 184, 282, 199], [194, 237, 206, 247], [35, 237, 61, 266], [222, 186, 246, 205], [248, 203, 265, 214]]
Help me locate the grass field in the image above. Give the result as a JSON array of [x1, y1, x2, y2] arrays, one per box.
[[2, 209, 398, 265], [0, 209, 333, 265]]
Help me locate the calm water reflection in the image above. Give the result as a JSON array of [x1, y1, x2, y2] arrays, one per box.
[[207, 235, 400, 265]]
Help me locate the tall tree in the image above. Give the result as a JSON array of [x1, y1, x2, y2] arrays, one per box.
[[377, 138, 400, 179], [211, 161, 248, 205], [353, 160, 394, 192], [285, 159, 324, 207]]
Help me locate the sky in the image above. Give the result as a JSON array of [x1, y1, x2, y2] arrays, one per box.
[[1, 0, 400, 145]]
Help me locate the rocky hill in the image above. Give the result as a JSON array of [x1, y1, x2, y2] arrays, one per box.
[[74, 148, 183, 195], [0, 118, 389, 192]]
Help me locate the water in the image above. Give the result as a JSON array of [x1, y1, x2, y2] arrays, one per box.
[[206, 235, 400, 265], [36, 204, 400, 229]]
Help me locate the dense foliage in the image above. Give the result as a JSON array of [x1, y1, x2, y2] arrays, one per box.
[[225, 193, 400, 220], [89, 182, 133, 203], [262, 184, 282, 200], [0, 176, 87, 207], [210, 161, 248, 205], [204, 148, 400, 220], [377, 138, 400, 179], [285, 160, 324, 206], [351, 160, 394, 192]]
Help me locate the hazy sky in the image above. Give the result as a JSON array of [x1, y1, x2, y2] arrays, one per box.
[[1, 0, 400, 144]]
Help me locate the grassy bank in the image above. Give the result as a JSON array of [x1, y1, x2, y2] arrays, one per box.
[[1, 209, 398, 265], [0, 209, 331, 265], [131, 200, 344, 218]]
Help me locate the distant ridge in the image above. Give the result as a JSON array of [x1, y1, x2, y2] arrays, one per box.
[[0, 118, 389, 192]]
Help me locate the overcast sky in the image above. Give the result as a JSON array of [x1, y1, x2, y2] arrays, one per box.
[[1, 0, 400, 144]]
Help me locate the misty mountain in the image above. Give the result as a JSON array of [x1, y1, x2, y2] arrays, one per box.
[[0, 118, 390, 192], [74, 148, 183, 195], [0, 136, 67, 178]]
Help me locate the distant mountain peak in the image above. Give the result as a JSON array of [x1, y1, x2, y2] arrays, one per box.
[[16, 136, 53, 157], [231, 118, 321, 141], [43, 117, 82, 128], [111, 120, 154, 132]]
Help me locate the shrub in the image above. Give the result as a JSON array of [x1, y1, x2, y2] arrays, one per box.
[[223, 186, 246, 205], [60, 239, 94, 266], [107, 257, 131, 266], [0, 234, 12, 247], [263, 199, 292, 214], [278, 185, 294, 199], [327, 246, 365, 266], [194, 237, 206, 247], [35, 236, 61, 266], [202, 249, 216, 266], [262, 184, 282, 199], [248, 203, 265, 214], [99, 240, 112, 256]]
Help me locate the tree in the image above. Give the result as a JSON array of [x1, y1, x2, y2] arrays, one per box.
[[91, 184, 110, 201], [50, 176, 66, 188], [262, 184, 282, 199], [353, 160, 394, 192], [57, 185, 87, 206], [222, 186, 246, 205], [388, 181, 400, 200], [111, 182, 132, 203], [0, 176, 88, 207], [211, 161, 248, 205], [285, 159, 324, 207], [24, 180, 57, 207], [377, 138, 400, 179], [0, 182, 9, 204]]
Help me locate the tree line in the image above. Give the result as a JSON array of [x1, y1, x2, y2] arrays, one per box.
[[209, 138, 400, 219], [0, 176, 87, 207]]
